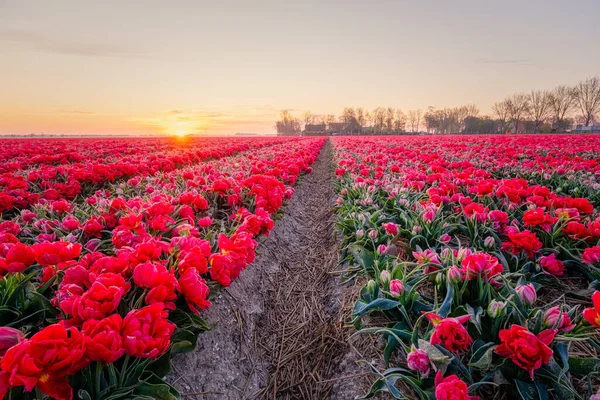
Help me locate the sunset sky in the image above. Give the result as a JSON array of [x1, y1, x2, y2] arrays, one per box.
[[1, 0, 599, 136]]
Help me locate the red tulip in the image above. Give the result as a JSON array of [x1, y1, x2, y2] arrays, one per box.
[[82, 314, 125, 364], [122, 303, 175, 359], [495, 325, 556, 378]]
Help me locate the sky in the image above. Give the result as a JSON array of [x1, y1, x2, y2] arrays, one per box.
[[1, 0, 599, 136]]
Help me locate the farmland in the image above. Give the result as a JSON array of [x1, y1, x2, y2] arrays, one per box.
[[1, 135, 600, 400]]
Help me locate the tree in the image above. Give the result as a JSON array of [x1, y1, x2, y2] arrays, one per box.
[[549, 85, 575, 131], [575, 114, 598, 126], [415, 109, 422, 132], [506, 93, 530, 133], [573, 76, 600, 126], [275, 110, 301, 136], [407, 109, 422, 132], [385, 107, 395, 132], [454, 104, 479, 132], [356, 107, 367, 130], [423, 106, 437, 134], [492, 100, 510, 133], [527, 90, 551, 133], [393, 109, 406, 132], [302, 111, 315, 129], [372, 107, 386, 133], [341, 107, 360, 134]]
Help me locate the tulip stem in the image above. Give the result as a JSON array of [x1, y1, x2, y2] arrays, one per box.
[[120, 355, 130, 386], [96, 361, 103, 398]]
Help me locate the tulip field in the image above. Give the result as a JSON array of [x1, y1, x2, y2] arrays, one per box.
[[333, 135, 600, 400], [0, 136, 325, 399], [1, 134, 600, 400]]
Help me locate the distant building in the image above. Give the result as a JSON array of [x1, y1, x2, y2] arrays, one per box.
[[572, 125, 600, 133], [303, 124, 327, 136], [234, 132, 259, 136], [327, 122, 345, 134]]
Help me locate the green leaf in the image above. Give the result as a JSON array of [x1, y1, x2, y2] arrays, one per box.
[[438, 281, 454, 318], [353, 298, 399, 317], [554, 342, 570, 378], [568, 357, 600, 374], [78, 389, 93, 400], [134, 373, 179, 400], [515, 380, 538, 400], [468, 342, 497, 370], [418, 339, 451, 375], [348, 244, 376, 272]]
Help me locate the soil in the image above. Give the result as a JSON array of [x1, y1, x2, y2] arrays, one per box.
[[168, 139, 380, 400]]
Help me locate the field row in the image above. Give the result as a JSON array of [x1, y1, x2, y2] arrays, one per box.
[[332, 135, 600, 399], [0, 137, 325, 399]]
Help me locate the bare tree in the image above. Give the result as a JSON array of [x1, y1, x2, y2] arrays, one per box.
[[356, 107, 366, 129], [407, 109, 422, 132], [275, 110, 301, 136], [527, 90, 551, 133], [385, 107, 395, 132], [453, 105, 479, 132], [372, 107, 386, 133], [505, 93, 530, 133], [302, 111, 315, 130], [341, 107, 359, 134], [393, 109, 406, 132], [549, 85, 575, 131], [324, 114, 336, 125], [573, 76, 600, 126], [492, 100, 510, 133], [423, 106, 437, 134]]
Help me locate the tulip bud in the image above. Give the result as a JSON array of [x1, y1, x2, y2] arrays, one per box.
[[406, 347, 431, 376], [435, 272, 444, 285], [85, 238, 101, 252], [543, 306, 564, 328], [368, 229, 378, 239], [456, 248, 473, 262], [516, 284, 537, 306], [198, 216, 213, 228], [389, 279, 404, 297], [0, 327, 25, 356], [487, 300, 506, 318], [483, 236, 495, 249], [65, 233, 78, 243], [439, 233, 451, 244], [440, 247, 453, 262], [366, 280, 377, 292], [412, 225, 422, 235], [380, 270, 391, 283], [377, 244, 388, 255], [447, 266, 463, 284], [356, 229, 364, 239]]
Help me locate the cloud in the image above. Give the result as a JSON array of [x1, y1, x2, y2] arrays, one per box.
[[474, 58, 534, 66], [0, 29, 151, 59], [59, 110, 96, 115]]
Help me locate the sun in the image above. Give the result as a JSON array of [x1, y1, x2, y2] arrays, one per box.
[[175, 128, 186, 137]]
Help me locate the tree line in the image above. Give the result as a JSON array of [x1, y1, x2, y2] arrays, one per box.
[[275, 76, 600, 135]]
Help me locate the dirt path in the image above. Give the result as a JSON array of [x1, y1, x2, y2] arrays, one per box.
[[169, 139, 373, 400]]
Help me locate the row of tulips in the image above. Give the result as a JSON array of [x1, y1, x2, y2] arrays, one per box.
[[0, 137, 301, 215], [0, 137, 325, 399], [332, 135, 600, 400]]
